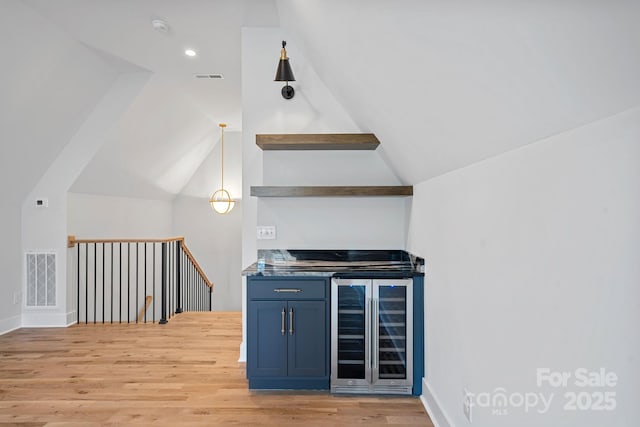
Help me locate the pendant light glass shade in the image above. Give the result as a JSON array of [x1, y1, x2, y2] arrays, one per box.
[[209, 123, 235, 214], [210, 188, 235, 214]]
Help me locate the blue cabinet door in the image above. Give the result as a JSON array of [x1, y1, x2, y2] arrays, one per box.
[[287, 300, 326, 377], [248, 300, 287, 377]]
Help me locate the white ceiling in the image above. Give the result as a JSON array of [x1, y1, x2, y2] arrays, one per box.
[[20, 0, 640, 199], [24, 0, 279, 199]]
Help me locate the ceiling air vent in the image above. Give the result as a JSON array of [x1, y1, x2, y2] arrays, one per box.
[[195, 74, 224, 79]]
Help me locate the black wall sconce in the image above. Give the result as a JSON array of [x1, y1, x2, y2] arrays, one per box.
[[274, 40, 295, 99]]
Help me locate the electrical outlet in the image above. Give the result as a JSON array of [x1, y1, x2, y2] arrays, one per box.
[[256, 226, 276, 240], [13, 291, 21, 305], [35, 198, 48, 208], [463, 389, 473, 422]]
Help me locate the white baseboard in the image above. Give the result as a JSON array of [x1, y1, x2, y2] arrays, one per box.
[[0, 314, 21, 335], [66, 310, 77, 326], [421, 378, 454, 427], [238, 341, 246, 363], [22, 310, 76, 327]]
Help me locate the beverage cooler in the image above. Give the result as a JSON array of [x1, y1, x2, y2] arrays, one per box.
[[331, 278, 413, 394]]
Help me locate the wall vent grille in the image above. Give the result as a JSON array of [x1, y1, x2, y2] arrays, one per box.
[[194, 74, 224, 79], [26, 252, 56, 307]]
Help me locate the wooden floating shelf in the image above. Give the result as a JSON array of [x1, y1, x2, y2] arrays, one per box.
[[256, 133, 380, 150], [250, 186, 413, 197]]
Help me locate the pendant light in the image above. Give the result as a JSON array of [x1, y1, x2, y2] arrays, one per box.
[[209, 123, 235, 214]]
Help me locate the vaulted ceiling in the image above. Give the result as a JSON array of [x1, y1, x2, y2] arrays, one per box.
[[24, 0, 279, 199], [18, 0, 640, 198], [278, 0, 640, 184]]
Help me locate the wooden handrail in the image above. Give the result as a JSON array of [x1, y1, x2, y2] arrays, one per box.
[[181, 242, 214, 289], [68, 234, 214, 290], [68, 235, 184, 248]]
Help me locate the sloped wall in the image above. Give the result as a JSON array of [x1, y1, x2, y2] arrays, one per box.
[[0, 0, 122, 333], [408, 108, 640, 426]]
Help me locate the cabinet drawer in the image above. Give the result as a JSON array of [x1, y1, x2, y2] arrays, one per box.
[[248, 278, 327, 300]]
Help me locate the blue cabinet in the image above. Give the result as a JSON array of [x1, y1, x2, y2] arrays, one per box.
[[247, 277, 330, 389], [250, 300, 288, 377]]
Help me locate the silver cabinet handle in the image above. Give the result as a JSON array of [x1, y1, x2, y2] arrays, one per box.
[[274, 288, 302, 293], [281, 307, 286, 335], [289, 308, 294, 335]]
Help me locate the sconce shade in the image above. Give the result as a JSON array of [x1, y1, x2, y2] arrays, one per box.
[[274, 40, 295, 82], [275, 59, 295, 82]]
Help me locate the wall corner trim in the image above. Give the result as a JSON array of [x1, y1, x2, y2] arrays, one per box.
[[420, 378, 454, 427], [0, 315, 22, 336]]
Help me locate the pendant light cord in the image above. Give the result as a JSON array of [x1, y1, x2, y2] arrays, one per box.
[[220, 125, 224, 190]]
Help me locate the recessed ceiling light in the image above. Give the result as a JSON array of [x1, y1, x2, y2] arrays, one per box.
[[185, 49, 197, 57]]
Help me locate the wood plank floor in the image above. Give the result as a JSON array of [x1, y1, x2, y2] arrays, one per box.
[[0, 312, 433, 426]]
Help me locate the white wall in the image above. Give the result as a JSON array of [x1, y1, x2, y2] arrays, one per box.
[[260, 150, 407, 249], [408, 107, 640, 426], [21, 72, 150, 328], [243, 27, 359, 267], [0, 0, 137, 333], [172, 196, 242, 311], [68, 193, 173, 238], [67, 193, 242, 313], [241, 28, 407, 260], [67, 191, 242, 312], [173, 129, 243, 311], [0, 203, 22, 334]]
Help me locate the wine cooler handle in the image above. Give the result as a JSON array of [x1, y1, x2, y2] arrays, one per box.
[[289, 308, 294, 335], [281, 307, 286, 336], [365, 298, 371, 368], [372, 299, 378, 371]]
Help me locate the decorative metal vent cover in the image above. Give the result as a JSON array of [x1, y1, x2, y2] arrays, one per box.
[[26, 252, 56, 306]]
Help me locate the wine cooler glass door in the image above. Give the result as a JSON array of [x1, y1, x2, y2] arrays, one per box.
[[373, 279, 413, 387], [331, 279, 372, 388]]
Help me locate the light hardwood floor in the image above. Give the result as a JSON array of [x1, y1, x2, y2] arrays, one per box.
[[0, 312, 433, 426]]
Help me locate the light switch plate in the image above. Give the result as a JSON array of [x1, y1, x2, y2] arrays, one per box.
[[257, 225, 276, 240]]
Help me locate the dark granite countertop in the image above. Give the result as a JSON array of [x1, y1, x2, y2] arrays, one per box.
[[242, 249, 425, 278]]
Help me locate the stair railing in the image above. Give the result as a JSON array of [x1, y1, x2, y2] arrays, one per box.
[[68, 236, 213, 324]]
